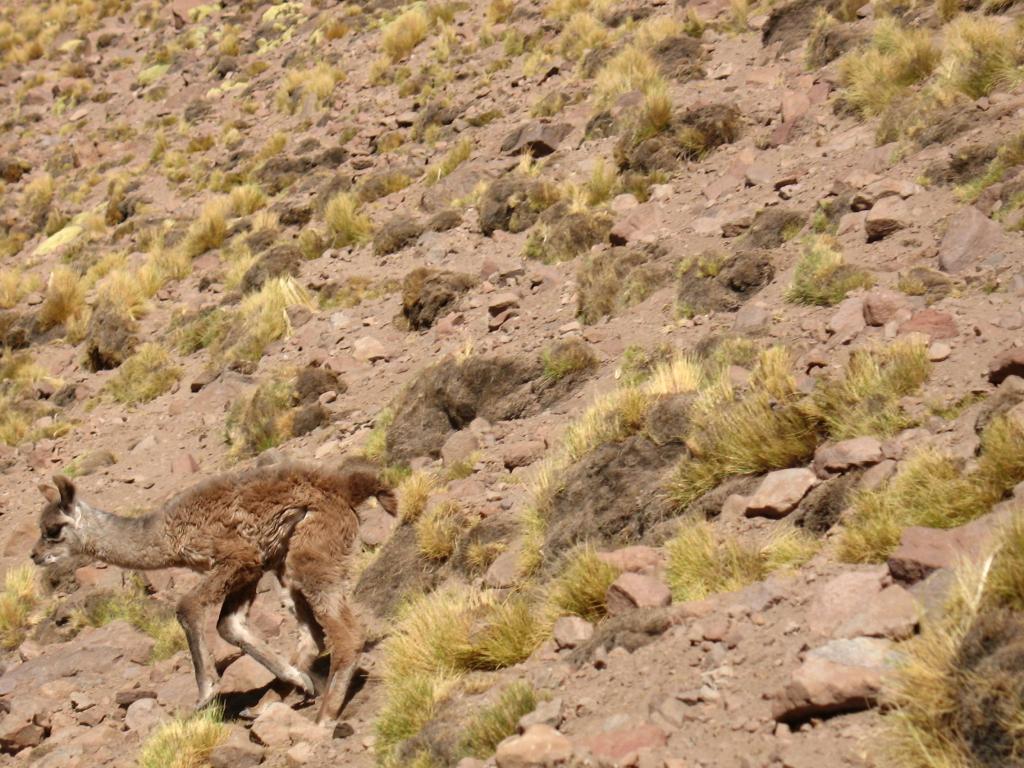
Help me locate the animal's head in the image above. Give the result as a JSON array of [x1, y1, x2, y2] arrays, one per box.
[[337, 457, 398, 516], [31, 476, 85, 566]]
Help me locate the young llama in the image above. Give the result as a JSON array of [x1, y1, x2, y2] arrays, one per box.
[[31, 458, 396, 724]]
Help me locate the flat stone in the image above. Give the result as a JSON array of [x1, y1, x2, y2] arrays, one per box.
[[771, 638, 897, 723], [440, 429, 480, 467], [495, 724, 572, 768], [900, 309, 957, 340], [862, 289, 910, 327], [209, 728, 266, 768], [577, 722, 668, 762], [596, 545, 663, 574], [938, 206, 1006, 273], [813, 437, 884, 476], [888, 512, 1007, 583], [250, 702, 325, 747], [500, 122, 573, 157], [744, 468, 818, 518], [864, 196, 910, 241], [552, 617, 594, 650], [219, 654, 275, 695], [606, 572, 672, 615], [836, 584, 920, 640], [353, 336, 389, 362]]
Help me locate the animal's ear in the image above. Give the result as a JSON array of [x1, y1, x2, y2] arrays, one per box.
[[38, 483, 60, 504], [377, 489, 398, 517], [52, 475, 76, 508]]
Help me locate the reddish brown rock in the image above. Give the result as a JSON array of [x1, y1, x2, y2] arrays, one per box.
[[170, 453, 200, 475], [888, 513, 1006, 583], [578, 722, 668, 762], [500, 440, 546, 469], [743, 468, 818, 518], [606, 572, 672, 615], [495, 724, 572, 767], [250, 702, 325, 747], [900, 309, 957, 339], [771, 638, 896, 723], [938, 206, 1007, 273], [813, 437, 884, 476], [836, 584, 920, 640], [219, 654, 275, 696], [988, 348, 1024, 385], [552, 616, 594, 650], [501, 122, 573, 157], [862, 289, 911, 327], [596, 545, 663, 574], [209, 727, 266, 768], [864, 196, 910, 241], [808, 568, 888, 637]]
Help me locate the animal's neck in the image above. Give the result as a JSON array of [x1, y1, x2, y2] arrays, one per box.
[[78, 502, 175, 570]]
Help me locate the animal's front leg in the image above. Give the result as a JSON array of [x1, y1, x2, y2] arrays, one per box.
[[177, 565, 249, 709]]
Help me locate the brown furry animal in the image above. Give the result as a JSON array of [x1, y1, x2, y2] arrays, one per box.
[[31, 458, 396, 724]]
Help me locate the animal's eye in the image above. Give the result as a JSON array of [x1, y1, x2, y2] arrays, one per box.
[[44, 526, 63, 542]]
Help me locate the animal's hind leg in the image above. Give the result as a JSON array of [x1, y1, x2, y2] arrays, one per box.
[[289, 588, 325, 681], [306, 592, 362, 725], [216, 580, 316, 697]]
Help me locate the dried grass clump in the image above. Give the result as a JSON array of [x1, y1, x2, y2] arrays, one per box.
[[416, 500, 467, 561], [885, 514, 1024, 767], [786, 236, 873, 306], [841, 412, 1024, 563], [0, 565, 42, 650], [325, 192, 373, 247], [36, 266, 86, 333], [224, 378, 294, 457], [138, 706, 227, 768], [181, 196, 232, 258], [74, 577, 185, 661], [397, 470, 437, 522], [546, 545, 620, 621], [104, 344, 181, 405], [595, 46, 663, 105], [276, 62, 345, 113], [666, 521, 818, 602], [811, 339, 930, 438], [839, 19, 939, 117], [219, 276, 316, 363], [426, 137, 472, 184], [459, 682, 537, 760], [382, 6, 431, 63], [376, 587, 545, 767]]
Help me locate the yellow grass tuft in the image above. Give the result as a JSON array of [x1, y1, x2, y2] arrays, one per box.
[[138, 706, 227, 768], [839, 18, 939, 117], [0, 565, 42, 650], [325, 191, 373, 247], [556, 12, 608, 61], [223, 276, 316, 363], [546, 545, 619, 622], [666, 521, 818, 602], [416, 500, 467, 561], [786, 235, 873, 306], [840, 412, 1024, 563], [426, 137, 472, 184], [37, 266, 86, 332], [276, 62, 345, 113], [182, 195, 232, 258], [595, 46, 663, 104], [381, 6, 431, 63], [104, 344, 181, 405], [0, 269, 42, 309], [397, 470, 437, 522]]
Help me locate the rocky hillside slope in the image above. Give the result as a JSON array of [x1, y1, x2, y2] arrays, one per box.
[[2, 0, 1024, 765]]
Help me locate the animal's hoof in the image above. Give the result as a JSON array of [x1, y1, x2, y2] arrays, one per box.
[[196, 689, 221, 711], [297, 671, 316, 698]]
